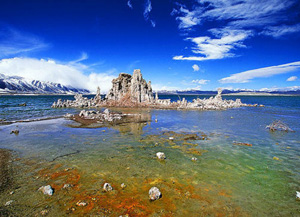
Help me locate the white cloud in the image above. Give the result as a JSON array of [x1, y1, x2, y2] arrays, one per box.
[[172, 7, 202, 30], [127, 0, 133, 9], [192, 64, 200, 71], [192, 79, 209, 84], [172, 0, 299, 61], [261, 24, 300, 38], [0, 57, 116, 93], [219, 61, 300, 83], [151, 83, 179, 91], [174, 29, 251, 61], [287, 76, 298, 81], [0, 26, 48, 57]]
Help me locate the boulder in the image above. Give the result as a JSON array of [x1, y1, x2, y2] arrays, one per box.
[[38, 185, 54, 196], [156, 152, 166, 160], [149, 187, 162, 201], [103, 183, 113, 192]]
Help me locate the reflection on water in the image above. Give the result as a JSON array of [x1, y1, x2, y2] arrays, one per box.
[[0, 106, 300, 216]]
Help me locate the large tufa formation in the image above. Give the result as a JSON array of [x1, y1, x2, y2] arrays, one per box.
[[52, 69, 256, 110], [106, 69, 154, 104]]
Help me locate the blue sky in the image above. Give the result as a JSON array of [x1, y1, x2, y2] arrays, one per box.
[[0, 0, 300, 92]]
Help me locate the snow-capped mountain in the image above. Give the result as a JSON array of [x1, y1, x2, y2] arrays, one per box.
[[0, 73, 90, 94]]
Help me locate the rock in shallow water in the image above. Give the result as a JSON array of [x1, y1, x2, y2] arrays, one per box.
[[149, 187, 162, 201], [38, 185, 54, 196], [156, 152, 166, 160], [5, 200, 13, 206], [103, 183, 113, 192], [266, 120, 294, 132]]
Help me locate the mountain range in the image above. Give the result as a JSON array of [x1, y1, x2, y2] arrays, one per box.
[[0, 73, 90, 94]]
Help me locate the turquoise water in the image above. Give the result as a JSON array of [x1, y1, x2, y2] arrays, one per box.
[[0, 95, 300, 216]]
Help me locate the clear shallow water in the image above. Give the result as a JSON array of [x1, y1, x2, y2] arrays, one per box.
[[0, 95, 300, 216]]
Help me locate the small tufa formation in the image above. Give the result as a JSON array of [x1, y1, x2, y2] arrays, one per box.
[[38, 185, 54, 196], [156, 152, 166, 160], [103, 183, 113, 192], [266, 120, 294, 132], [52, 86, 102, 108], [149, 187, 162, 201]]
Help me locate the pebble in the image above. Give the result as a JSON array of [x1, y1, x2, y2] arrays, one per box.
[[76, 201, 87, 206], [121, 183, 126, 189], [103, 183, 113, 192], [40, 210, 49, 216], [5, 200, 13, 206], [63, 184, 73, 189], [192, 157, 198, 161], [38, 185, 54, 196], [149, 187, 162, 201], [156, 152, 166, 160]]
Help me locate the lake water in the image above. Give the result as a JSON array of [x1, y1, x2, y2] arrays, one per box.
[[0, 94, 300, 216]]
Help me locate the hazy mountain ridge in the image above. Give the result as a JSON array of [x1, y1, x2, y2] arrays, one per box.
[[0, 73, 90, 94]]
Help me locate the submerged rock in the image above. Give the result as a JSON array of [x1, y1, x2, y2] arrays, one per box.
[[10, 130, 19, 135], [149, 187, 162, 201], [38, 185, 54, 196], [266, 120, 294, 132], [103, 183, 113, 192], [5, 200, 13, 206], [156, 152, 166, 160]]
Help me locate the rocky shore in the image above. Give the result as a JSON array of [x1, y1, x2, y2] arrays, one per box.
[[52, 69, 260, 110]]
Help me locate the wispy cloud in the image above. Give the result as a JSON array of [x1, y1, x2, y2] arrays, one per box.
[[174, 29, 251, 61], [0, 26, 48, 57], [0, 57, 117, 92], [143, 0, 156, 27], [260, 24, 300, 38], [192, 64, 199, 71], [171, 6, 201, 30], [219, 61, 300, 83], [192, 79, 209, 84], [287, 76, 298, 81], [69, 52, 88, 64], [127, 0, 133, 9]]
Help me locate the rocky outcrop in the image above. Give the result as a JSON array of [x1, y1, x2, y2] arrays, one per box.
[[52, 69, 255, 110], [106, 69, 154, 104]]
